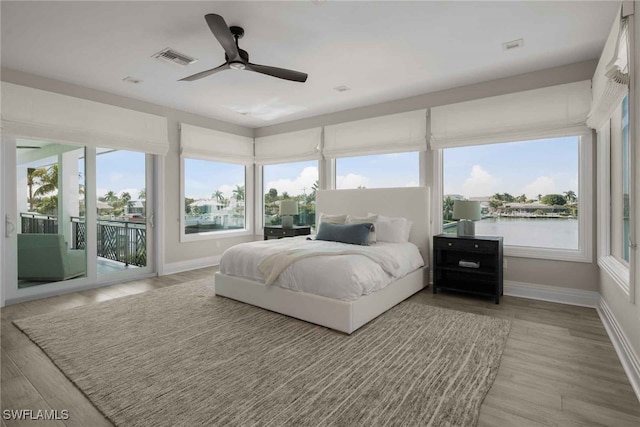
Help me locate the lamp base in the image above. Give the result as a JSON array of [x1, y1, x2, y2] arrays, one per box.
[[282, 216, 293, 228], [457, 219, 475, 237]]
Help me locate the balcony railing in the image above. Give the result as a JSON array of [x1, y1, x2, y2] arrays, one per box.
[[21, 214, 146, 267], [20, 213, 58, 234]]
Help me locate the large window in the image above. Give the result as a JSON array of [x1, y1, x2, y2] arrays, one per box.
[[183, 158, 246, 235], [443, 136, 586, 254], [336, 152, 419, 189], [263, 161, 318, 227]]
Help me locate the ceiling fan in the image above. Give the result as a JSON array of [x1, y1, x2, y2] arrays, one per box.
[[180, 14, 308, 83]]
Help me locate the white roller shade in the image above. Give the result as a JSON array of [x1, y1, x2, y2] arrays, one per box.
[[255, 127, 321, 164], [323, 109, 427, 158], [586, 7, 630, 130], [430, 81, 591, 149], [1, 82, 169, 155], [180, 123, 253, 164]]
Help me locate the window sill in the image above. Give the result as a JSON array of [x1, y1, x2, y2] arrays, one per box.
[[597, 255, 630, 296], [180, 228, 253, 243], [504, 245, 592, 263]]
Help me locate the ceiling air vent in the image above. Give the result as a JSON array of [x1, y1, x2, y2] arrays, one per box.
[[152, 48, 198, 67], [502, 39, 524, 52]]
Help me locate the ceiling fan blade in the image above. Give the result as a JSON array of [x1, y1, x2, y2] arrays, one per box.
[[205, 14, 240, 60], [247, 63, 308, 83], [179, 63, 229, 81]]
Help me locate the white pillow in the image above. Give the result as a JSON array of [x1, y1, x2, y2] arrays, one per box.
[[403, 219, 413, 242], [318, 213, 347, 225], [369, 213, 408, 243], [345, 214, 378, 243]]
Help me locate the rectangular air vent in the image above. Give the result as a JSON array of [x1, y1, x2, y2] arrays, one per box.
[[152, 48, 197, 67], [502, 39, 524, 52]]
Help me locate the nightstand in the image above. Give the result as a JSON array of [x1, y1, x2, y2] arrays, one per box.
[[264, 225, 311, 240], [433, 234, 504, 304]]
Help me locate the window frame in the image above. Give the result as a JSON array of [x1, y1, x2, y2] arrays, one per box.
[[435, 130, 593, 263], [179, 156, 254, 243], [597, 101, 632, 297]]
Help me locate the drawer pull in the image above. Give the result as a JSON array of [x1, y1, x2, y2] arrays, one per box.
[[474, 244, 479, 248], [448, 242, 452, 247]]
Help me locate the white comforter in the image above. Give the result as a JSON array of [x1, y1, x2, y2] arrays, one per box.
[[219, 236, 424, 301]]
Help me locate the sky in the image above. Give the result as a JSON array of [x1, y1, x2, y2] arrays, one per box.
[[444, 136, 579, 199], [96, 150, 146, 199]]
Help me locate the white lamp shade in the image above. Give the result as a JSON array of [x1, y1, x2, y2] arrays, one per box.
[[452, 201, 482, 221], [280, 200, 298, 216]]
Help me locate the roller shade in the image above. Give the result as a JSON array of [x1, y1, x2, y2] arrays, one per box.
[[255, 127, 321, 164], [180, 123, 253, 164], [323, 109, 427, 158], [586, 6, 630, 130], [430, 81, 591, 149], [1, 82, 169, 155]]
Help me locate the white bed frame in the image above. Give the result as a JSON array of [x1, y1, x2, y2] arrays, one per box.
[[215, 187, 430, 334]]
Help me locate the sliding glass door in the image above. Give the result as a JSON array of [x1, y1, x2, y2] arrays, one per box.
[[2, 139, 155, 304]]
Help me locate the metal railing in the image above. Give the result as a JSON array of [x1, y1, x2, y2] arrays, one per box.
[[22, 213, 146, 267], [20, 213, 58, 234]]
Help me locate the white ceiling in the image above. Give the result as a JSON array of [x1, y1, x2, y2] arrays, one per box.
[[1, 1, 618, 129]]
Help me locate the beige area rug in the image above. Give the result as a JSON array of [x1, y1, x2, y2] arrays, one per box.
[[14, 279, 511, 427]]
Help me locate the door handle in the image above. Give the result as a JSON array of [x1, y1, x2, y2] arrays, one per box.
[[5, 214, 15, 238], [149, 213, 155, 229]]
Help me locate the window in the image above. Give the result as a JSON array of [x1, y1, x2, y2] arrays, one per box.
[[335, 152, 419, 189], [263, 161, 318, 228], [597, 95, 633, 295], [183, 158, 246, 236], [611, 95, 630, 264], [442, 135, 592, 261]]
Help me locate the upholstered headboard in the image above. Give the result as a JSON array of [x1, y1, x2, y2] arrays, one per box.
[[316, 187, 430, 263]]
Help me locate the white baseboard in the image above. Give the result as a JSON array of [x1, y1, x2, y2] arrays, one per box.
[[504, 280, 598, 308], [162, 255, 221, 276], [596, 295, 640, 402]]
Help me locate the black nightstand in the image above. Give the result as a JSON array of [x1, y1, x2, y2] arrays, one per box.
[[433, 234, 504, 304], [264, 225, 311, 240]]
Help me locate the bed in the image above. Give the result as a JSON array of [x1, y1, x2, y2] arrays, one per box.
[[214, 187, 430, 334]]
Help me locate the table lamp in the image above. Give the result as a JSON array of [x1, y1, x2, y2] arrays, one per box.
[[280, 200, 298, 228], [452, 200, 482, 237]]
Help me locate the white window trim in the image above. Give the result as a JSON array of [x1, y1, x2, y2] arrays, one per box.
[[179, 156, 254, 243], [597, 119, 631, 296], [435, 130, 593, 263]]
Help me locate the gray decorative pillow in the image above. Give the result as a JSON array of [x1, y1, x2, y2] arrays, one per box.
[[316, 222, 374, 246]]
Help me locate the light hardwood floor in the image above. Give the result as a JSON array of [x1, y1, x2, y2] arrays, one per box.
[[1, 267, 639, 426]]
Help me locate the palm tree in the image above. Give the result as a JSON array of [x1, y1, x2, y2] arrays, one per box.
[[121, 192, 132, 203], [564, 190, 577, 204], [537, 194, 543, 203], [32, 165, 58, 198], [213, 190, 225, 204], [102, 191, 117, 204], [443, 196, 455, 221], [232, 185, 245, 202], [138, 188, 146, 200], [27, 168, 36, 211], [517, 194, 527, 203]]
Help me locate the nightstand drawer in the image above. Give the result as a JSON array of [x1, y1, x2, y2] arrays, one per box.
[[266, 228, 292, 237], [435, 238, 495, 252]]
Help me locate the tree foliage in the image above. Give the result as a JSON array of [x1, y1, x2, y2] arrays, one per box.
[[541, 194, 567, 206]]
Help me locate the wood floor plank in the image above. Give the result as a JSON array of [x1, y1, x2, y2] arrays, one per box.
[[2, 267, 638, 427]]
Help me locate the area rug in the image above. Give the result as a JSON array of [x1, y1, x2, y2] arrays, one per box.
[[14, 279, 511, 427]]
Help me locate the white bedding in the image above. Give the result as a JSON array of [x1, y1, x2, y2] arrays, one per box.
[[219, 236, 424, 301]]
